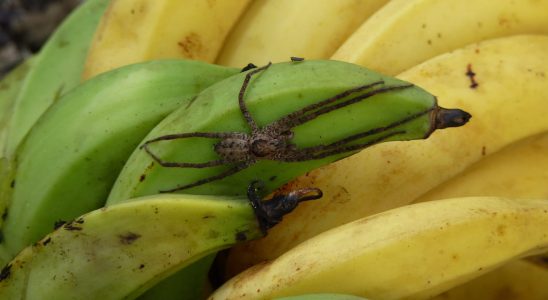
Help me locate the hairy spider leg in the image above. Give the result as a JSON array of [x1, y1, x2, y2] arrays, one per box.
[[159, 162, 251, 193], [141, 132, 238, 168], [276, 84, 415, 130], [280, 130, 405, 162], [238, 62, 273, 133], [285, 106, 435, 157], [271, 81, 385, 132]]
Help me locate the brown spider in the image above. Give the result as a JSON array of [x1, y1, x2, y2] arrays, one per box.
[[141, 63, 470, 193]]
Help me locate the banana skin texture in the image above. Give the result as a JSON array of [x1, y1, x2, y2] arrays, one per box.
[[210, 197, 548, 300], [107, 60, 469, 203], [1, 60, 240, 257], [4, 0, 110, 159], [0, 192, 288, 300]]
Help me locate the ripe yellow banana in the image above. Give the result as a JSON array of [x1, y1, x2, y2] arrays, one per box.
[[332, 0, 548, 75], [1, 60, 239, 258], [210, 196, 548, 300], [430, 260, 548, 300], [83, 0, 251, 79], [415, 132, 548, 203], [224, 35, 548, 275], [216, 0, 389, 67], [0, 184, 319, 299]]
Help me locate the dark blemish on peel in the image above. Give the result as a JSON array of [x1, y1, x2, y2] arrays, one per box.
[[54, 220, 67, 230], [0, 264, 11, 282], [235, 231, 247, 241], [466, 64, 479, 89], [119, 232, 141, 245], [9, 180, 14, 188], [290, 56, 304, 62], [1, 209, 7, 221], [63, 220, 83, 231], [42, 237, 52, 246], [481, 146, 487, 156], [139, 264, 145, 269], [269, 175, 277, 181], [139, 174, 146, 182], [184, 96, 198, 109]]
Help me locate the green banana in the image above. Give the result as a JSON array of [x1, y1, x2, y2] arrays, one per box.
[[1, 60, 240, 257], [0, 183, 320, 299], [0, 58, 35, 156], [4, 0, 109, 159], [106, 60, 470, 299], [108, 59, 470, 201]]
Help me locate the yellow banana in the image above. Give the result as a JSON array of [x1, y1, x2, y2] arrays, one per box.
[[224, 35, 548, 275], [211, 196, 548, 299], [83, 0, 251, 79], [430, 260, 548, 300], [216, 0, 389, 67], [415, 132, 548, 203], [332, 0, 548, 75]]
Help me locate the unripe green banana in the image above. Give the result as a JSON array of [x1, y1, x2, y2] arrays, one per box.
[[4, 0, 109, 158], [1, 60, 240, 257], [107, 60, 470, 202], [0, 183, 320, 299], [0, 58, 35, 234]]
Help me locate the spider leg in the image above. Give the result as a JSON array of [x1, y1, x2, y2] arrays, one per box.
[[141, 132, 237, 168], [270, 83, 413, 132], [239, 62, 273, 133], [286, 107, 434, 156], [271, 81, 384, 132], [280, 130, 406, 162], [159, 162, 251, 193]]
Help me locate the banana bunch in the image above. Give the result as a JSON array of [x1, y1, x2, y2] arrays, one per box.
[[0, 0, 547, 299]]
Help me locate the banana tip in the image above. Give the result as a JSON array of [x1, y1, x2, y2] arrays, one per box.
[[434, 107, 472, 130]]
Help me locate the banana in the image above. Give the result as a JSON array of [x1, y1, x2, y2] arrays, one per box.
[[210, 196, 548, 300], [276, 294, 368, 300], [4, 0, 109, 159], [0, 58, 35, 156], [331, 0, 548, 75], [107, 60, 469, 202], [0, 183, 320, 299], [83, 0, 251, 79], [224, 35, 548, 275], [1, 60, 240, 257], [216, 0, 389, 67], [415, 132, 548, 203], [430, 260, 548, 300]]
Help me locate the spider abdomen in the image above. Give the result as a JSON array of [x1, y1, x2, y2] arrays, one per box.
[[214, 135, 252, 162]]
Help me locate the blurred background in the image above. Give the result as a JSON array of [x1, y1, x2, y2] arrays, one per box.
[[0, 0, 81, 77]]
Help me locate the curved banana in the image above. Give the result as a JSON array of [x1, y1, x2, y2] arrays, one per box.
[[83, 0, 251, 79], [216, 0, 389, 67], [332, 0, 548, 75], [224, 35, 548, 275], [430, 260, 548, 300], [107, 59, 468, 202], [210, 196, 548, 299], [1, 60, 240, 257], [5, 0, 109, 159], [415, 132, 548, 203], [0, 184, 319, 299]]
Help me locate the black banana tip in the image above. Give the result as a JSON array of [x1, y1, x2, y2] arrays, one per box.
[[434, 107, 472, 129]]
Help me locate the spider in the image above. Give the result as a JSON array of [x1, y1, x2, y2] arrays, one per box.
[[141, 62, 432, 193]]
